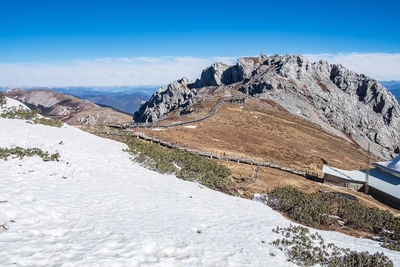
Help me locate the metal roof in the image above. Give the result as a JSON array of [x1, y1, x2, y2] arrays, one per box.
[[373, 155, 400, 178], [323, 165, 400, 200]]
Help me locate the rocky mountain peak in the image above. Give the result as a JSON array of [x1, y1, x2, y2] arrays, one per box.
[[134, 53, 400, 159], [134, 77, 195, 122]]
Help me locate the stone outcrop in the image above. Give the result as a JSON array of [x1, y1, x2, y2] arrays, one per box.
[[134, 54, 400, 159], [232, 57, 262, 82], [134, 77, 194, 122], [191, 63, 233, 88]]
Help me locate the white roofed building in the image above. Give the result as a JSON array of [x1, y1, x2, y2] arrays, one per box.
[[373, 155, 400, 178], [323, 155, 400, 210]]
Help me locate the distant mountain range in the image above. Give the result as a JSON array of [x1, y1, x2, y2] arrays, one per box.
[[1, 86, 154, 114], [4, 89, 132, 126], [381, 81, 400, 101], [77, 93, 149, 115], [65, 91, 151, 115]]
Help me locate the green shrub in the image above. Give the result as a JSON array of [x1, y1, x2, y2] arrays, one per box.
[[0, 92, 6, 107], [124, 138, 232, 192], [0, 106, 63, 127], [33, 117, 63, 127], [0, 146, 60, 161], [272, 225, 393, 267], [381, 240, 400, 251], [0, 107, 39, 120], [267, 186, 332, 226], [266, 186, 400, 251]]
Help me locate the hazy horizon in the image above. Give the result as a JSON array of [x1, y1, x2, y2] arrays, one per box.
[[1, 53, 400, 88], [0, 1, 399, 87]]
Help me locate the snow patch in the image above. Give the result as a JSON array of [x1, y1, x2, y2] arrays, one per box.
[[252, 193, 269, 205], [1, 97, 30, 112]]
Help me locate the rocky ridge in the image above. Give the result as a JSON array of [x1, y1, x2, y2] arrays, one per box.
[[134, 77, 195, 122], [5, 89, 132, 126], [134, 54, 400, 159]]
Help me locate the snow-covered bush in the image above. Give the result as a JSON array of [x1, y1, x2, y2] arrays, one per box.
[[0, 146, 60, 161], [0, 107, 39, 120], [32, 117, 64, 127], [1, 106, 63, 127], [272, 225, 393, 266]]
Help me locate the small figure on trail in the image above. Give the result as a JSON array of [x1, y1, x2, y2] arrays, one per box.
[[133, 128, 139, 139]]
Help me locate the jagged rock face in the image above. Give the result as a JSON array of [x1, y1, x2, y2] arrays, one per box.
[[237, 55, 400, 159], [191, 63, 233, 88], [134, 77, 194, 122], [232, 57, 261, 82], [134, 54, 400, 159]]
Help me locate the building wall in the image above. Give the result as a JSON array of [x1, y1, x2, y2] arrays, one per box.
[[324, 174, 364, 190], [368, 186, 400, 210], [324, 173, 400, 210]]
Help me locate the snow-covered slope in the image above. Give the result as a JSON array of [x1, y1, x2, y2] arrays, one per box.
[[0, 117, 399, 265], [1, 97, 30, 112]]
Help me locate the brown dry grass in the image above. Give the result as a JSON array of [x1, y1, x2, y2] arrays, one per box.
[[315, 77, 330, 92], [242, 56, 260, 63], [259, 99, 288, 112], [142, 98, 377, 175]]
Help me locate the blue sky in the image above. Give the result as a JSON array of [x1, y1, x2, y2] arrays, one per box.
[[0, 0, 399, 86]]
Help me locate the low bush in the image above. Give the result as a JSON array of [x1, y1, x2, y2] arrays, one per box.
[[381, 240, 400, 251], [33, 117, 64, 127], [0, 146, 60, 161], [272, 225, 393, 266], [0, 107, 39, 120], [1, 106, 63, 127], [0, 92, 6, 107], [267, 186, 332, 226], [266, 186, 400, 251], [124, 138, 232, 192]]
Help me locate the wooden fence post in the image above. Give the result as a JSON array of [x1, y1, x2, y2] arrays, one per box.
[[254, 166, 259, 183]]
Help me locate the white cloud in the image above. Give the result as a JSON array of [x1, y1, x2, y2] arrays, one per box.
[[0, 53, 399, 87], [303, 52, 400, 81], [0, 56, 236, 87]]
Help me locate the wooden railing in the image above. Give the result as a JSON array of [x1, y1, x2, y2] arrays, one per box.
[[90, 128, 322, 182], [110, 97, 246, 129]]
